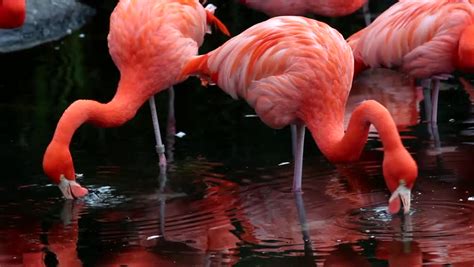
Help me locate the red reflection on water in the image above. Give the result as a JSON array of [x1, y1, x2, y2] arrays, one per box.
[[0, 200, 83, 266], [324, 245, 370, 267], [1, 69, 473, 266], [94, 175, 246, 266], [376, 241, 422, 267], [0, 227, 43, 266]]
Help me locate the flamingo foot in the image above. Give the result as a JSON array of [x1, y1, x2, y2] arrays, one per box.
[[58, 176, 88, 199]]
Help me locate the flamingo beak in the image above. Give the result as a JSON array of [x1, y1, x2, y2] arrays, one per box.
[[388, 180, 411, 214], [58, 175, 88, 199]]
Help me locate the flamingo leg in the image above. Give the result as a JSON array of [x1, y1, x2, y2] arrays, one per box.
[[431, 79, 440, 124], [292, 124, 305, 192], [167, 86, 176, 134], [294, 191, 315, 264], [422, 79, 443, 151], [294, 191, 311, 245], [422, 83, 433, 123], [159, 169, 167, 237], [363, 1, 371, 26], [166, 87, 176, 164], [148, 95, 167, 169]]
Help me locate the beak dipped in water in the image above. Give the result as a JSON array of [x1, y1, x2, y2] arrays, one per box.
[[388, 180, 411, 214], [58, 175, 89, 199]]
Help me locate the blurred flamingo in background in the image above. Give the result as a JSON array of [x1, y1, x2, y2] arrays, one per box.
[[238, 0, 372, 25], [348, 0, 474, 124], [42, 0, 229, 199], [0, 0, 25, 28], [348, 68, 422, 132], [181, 16, 418, 214]]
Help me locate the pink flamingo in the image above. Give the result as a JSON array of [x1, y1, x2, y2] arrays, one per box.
[[239, 0, 372, 25], [181, 16, 418, 214], [348, 0, 474, 124], [0, 0, 26, 28], [42, 0, 229, 199]]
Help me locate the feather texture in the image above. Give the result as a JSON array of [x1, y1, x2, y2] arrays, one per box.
[[348, 0, 474, 78], [183, 16, 353, 129]]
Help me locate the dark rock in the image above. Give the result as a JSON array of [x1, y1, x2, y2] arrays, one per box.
[[0, 0, 95, 53]]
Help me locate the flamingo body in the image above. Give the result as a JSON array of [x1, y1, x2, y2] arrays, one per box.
[[348, 0, 474, 78], [239, 0, 367, 17], [43, 0, 228, 198], [108, 0, 207, 94], [0, 0, 26, 28], [182, 16, 418, 213], [187, 16, 353, 130]]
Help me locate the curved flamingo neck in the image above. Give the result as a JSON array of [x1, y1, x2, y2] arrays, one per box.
[[306, 100, 403, 163], [353, 57, 368, 78], [51, 78, 149, 146]]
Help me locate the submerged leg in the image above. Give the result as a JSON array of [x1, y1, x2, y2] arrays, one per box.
[[149, 95, 167, 169], [292, 124, 305, 192], [159, 169, 167, 237], [294, 191, 313, 260]]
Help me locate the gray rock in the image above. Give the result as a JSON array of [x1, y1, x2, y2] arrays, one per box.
[[0, 0, 95, 53]]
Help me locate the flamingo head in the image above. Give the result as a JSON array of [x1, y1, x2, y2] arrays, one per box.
[[43, 141, 88, 199], [383, 148, 418, 214]]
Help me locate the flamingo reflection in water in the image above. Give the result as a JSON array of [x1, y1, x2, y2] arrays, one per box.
[[235, 166, 474, 265], [0, 175, 243, 266], [230, 68, 474, 266], [94, 172, 246, 266], [0, 200, 84, 266]]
